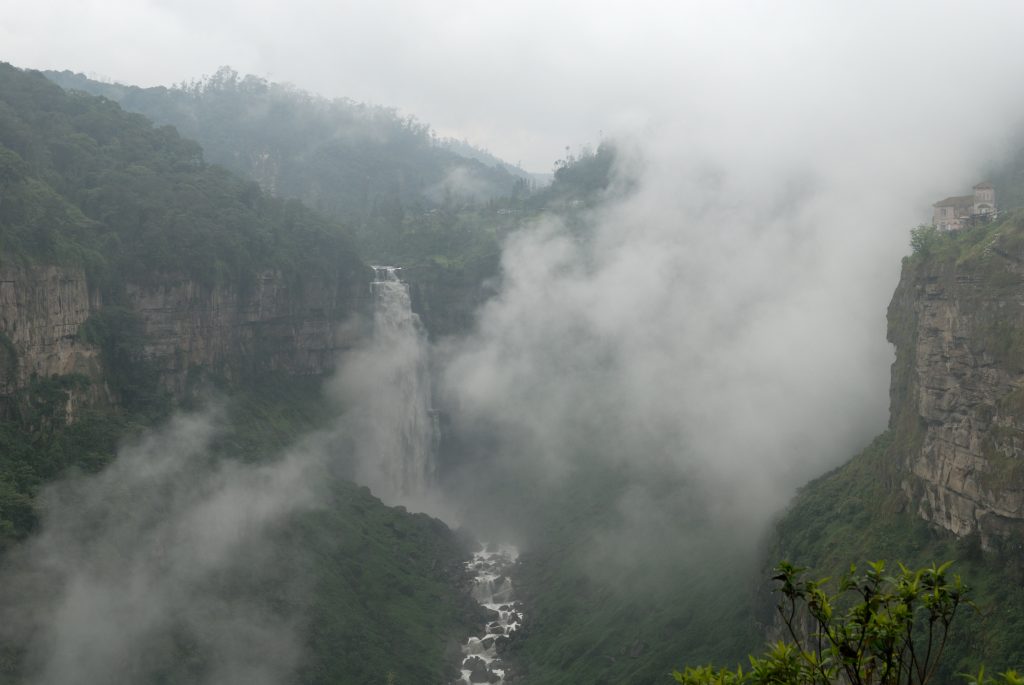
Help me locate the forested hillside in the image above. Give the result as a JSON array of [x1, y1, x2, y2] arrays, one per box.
[[43, 70, 624, 339], [44, 69, 529, 262], [0, 63, 480, 684]]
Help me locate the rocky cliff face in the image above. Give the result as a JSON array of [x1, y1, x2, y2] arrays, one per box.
[[0, 264, 109, 421], [888, 223, 1024, 545], [0, 262, 372, 413], [125, 268, 371, 395]]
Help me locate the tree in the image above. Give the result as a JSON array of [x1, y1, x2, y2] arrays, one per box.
[[910, 224, 941, 257], [674, 561, 1022, 685]]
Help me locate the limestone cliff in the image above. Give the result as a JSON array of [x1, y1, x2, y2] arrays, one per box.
[[124, 268, 371, 395], [0, 262, 372, 412], [888, 218, 1024, 544], [0, 264, 107, 416]]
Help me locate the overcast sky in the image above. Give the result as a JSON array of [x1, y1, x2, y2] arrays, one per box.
[[3, 1, 1024, 172]]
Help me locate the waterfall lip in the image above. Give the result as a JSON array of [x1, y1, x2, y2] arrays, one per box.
[[370, 265, 403, 282]]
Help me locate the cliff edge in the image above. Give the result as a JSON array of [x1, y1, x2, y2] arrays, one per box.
[[888, 216, 1024, 546]]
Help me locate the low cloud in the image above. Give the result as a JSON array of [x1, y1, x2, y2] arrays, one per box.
[[439, 32, 1024, 551], [0, 409, 331, 684]]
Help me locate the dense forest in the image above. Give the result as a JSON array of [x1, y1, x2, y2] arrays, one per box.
[[3, 55, 1024, 685], [0, 62, 483, 684], [44, 68, 535, 264]]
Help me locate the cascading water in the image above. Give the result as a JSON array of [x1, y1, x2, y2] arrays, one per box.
[[343, 269, 523, 682], [340, 266, 437, 505], [459, 545, 523, 684]]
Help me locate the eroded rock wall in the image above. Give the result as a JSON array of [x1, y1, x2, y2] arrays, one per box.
[[0, 262, 371, 414], [0, 264, 107, 414], [888, 232, 1024, 544], [125, 268, 370, 395]]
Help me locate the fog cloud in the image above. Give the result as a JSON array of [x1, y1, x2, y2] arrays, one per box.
[[6, 2, 1024, 171], [439, 9, 1024, 549], [0, 409, 333, 684]]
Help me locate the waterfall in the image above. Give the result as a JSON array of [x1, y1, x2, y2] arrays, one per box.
[[337, 266, 437, 506]]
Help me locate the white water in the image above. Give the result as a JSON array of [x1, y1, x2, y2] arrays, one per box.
[[342, 266, 437, 505], [352, 269, 525, 683], [459, 544, 523, 684]]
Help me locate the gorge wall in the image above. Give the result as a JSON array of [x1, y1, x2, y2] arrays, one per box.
[[0, 262, 371, 411], [0, 264, 107, 416], [125, 267, 370, 395], [888, 219, 1024, 545]]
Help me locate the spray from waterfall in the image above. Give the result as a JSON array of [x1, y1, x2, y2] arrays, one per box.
[[333, 266, 437, 508]]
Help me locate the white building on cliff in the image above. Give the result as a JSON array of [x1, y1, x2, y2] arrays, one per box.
[[932, 182, 996, 231]]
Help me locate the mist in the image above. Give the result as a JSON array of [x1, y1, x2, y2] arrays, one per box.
[[7, 0, 1024, 680], [437, 13, 1024, 558], [0, 409, 333, 684]]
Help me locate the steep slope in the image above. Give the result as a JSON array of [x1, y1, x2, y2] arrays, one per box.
[[0, 60, 370, 539], [0, 62, 370, 400], [43, 68, 526, 253], [0, 63, 481, 683], [507, 464, 758, 684], [771, 216, 1024, 676], [888, 220, 1024, 541], [41, 70, 621, 341], [44, 68, 526, 339]]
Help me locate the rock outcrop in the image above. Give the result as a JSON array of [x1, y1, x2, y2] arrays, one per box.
[[0, 264, 107, 414], [125, 267, 370, 395], [888, 224, 1024, 544], [0, 261, 371, 413]]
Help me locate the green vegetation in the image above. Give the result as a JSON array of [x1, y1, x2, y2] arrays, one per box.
[[0, 63, 480, 683], [482, 460, 758, 684], [282, 480, 479, 685], [676, 561, 1005, 685], [0, 63, 361, 286], [0, 372, 482, 684], [0, 380, 142, 549], [42, 69, 627, 338], [0, 59, 362, 544], [44, 68, 524, 268], [527, 142, 619, 211], [769, 434, 1024, 680]]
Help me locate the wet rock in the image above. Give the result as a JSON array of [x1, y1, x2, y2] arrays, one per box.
[[461, 545, 523, 683], [466, 657, 498, 684]]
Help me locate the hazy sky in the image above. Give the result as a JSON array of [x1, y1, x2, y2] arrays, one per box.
[[4, 1, 1024, 172]]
